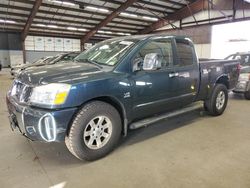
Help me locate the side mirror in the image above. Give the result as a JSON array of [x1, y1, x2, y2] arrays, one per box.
[[143, 53, 162, 71], [132, 57, 143, 72]]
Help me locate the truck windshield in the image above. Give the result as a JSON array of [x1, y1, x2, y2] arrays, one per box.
[[75, 39, 137, 66]]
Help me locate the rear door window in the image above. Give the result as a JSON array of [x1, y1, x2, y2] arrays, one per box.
[[175, 39, 195, 67]]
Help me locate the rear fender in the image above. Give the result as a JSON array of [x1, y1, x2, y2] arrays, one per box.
[[207, 74, 229, 100]]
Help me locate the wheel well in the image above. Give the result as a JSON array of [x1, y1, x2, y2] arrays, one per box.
[[92, 96, 125, 121], [216, 76, 229, 89], [67, 96, 126, 136]]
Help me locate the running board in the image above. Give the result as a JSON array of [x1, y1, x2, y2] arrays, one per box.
[[129, 102, 203, 130]]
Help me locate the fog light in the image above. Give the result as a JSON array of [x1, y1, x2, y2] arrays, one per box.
[[38, 113, 56, 142]]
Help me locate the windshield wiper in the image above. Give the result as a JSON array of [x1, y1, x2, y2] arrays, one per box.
[[74, 59, 103, 68]]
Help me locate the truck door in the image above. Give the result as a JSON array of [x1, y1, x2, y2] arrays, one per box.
[[131, 38, 177, 120], [171, 38, 200, 106]]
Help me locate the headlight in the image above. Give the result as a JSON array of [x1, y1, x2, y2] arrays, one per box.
[[30, 83, 71, 105], [239, 73, 250, 81]]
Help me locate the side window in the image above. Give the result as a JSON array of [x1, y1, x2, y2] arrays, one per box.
[[246, 55, 250, 64], [175, 39, 195, 67], [134, 39, 173, 70], [226, 55, 234, 60], [235, 55, 241, 60], [242, 55, 250, 65], [154, 39, 173, 67]]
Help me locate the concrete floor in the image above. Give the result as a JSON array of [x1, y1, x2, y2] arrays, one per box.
[[0, 68, 250, 188]]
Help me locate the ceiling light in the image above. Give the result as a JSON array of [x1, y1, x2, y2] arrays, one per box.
[[117, 32, 131, 36], [85, 6, 109, 12], [67, 27, 77, 30], [0, 19, 16, 24], [78, 28, 86, 31], [97, 30, 104, 33], [97, 30, 112, 34], [104, 31, 112, 34], [244, 0, 250, 3], [36, 24, 46, 27], [47, 25, 58, 28], [120, 12, 138, 17], [5, 20, 16, 24], [61, 1, 76, 6], [49, 0, 76, 6], [142, 16, 158, 21]]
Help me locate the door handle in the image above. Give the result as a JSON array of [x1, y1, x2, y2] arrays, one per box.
[[169, 72, 179, 78]]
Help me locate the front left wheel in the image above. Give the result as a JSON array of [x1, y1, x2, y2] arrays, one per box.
[[65, 101, 122, 161]]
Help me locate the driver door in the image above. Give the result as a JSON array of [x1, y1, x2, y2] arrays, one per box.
[[131, 38, 179, 120]]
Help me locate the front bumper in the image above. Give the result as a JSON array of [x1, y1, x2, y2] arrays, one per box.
[[233, 80, 250, 93], [6, 95, 77, 142]]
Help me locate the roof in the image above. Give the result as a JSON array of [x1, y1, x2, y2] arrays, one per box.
[[0, 0, 205, 42], [0, 0, 247, 43], [107, 33, 192, 41], [227, 52, 250, 56]]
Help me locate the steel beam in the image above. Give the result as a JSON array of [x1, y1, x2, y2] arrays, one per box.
[[21, 0, 42, 40], [81, 0, 139, 44], [138, 0, 207, 34]]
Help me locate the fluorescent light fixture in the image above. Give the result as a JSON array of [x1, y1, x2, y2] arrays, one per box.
[[117, 32, 131, 36], [85, 6, 109, 12], [120, 12, 138, 17], [98, 30, 112, 34], [67, 27, 77, 30], [142, 16, 158, 21], [36, 24, 46, 27], [97, 30, 104, 33], [0, 19, 16, 24], [47, 25, 58, 28], [49, 0, 76, 6], [62, 1, 76, 6], [104, 31, 112, 34], [78, 28, 86, 31], [5, 20, 16, 24]]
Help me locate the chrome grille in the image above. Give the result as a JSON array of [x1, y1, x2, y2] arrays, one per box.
[[10, 80, 32, 103]]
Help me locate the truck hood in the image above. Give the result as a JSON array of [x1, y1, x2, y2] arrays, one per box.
[[17, 62, 105, 85], [13, 62, 46, 70]]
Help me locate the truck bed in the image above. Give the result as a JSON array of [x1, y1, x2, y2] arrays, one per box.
[[196, 59, 240, 101]]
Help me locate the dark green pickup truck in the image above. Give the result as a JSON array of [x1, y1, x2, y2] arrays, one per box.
[[7, 35, 240, 161]]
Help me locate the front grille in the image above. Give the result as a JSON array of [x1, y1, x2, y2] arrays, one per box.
[[10, 80, 32, 103]]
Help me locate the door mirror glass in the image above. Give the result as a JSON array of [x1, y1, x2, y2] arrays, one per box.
[[143, 53, 162, 71]]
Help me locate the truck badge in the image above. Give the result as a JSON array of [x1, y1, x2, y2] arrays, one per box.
[[124, 92, 130, 98]]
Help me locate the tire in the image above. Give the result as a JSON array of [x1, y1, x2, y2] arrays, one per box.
[[204, 84, 228, 116], [244, 91, 250, 100], [65, 101, 122, 161]]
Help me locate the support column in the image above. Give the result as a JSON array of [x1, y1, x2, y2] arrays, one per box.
[[22, 41, 26, 64]]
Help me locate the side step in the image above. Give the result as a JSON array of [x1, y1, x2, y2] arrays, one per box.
[[129, 102, 203, 130]]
